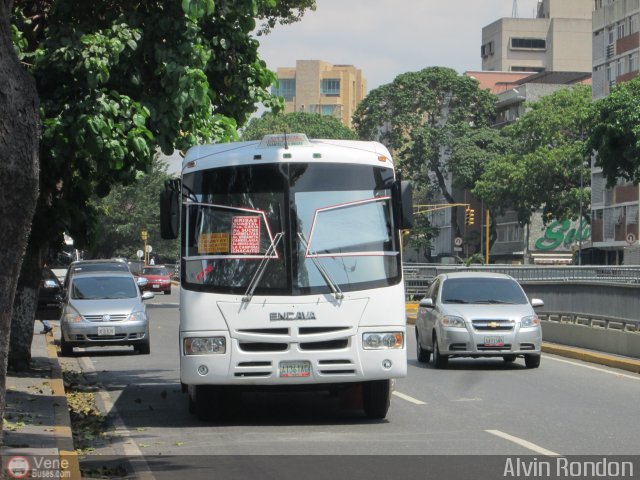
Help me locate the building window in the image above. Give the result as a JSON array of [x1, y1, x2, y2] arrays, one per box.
[[273, 79, 295, 101], [496, 224, 521, 243], [321, 79, 340, 97], [511, 66, 545, 72], [630, 53, 638, 73], [608, 27, 616, 45], [481, 41, 494, 57], [511, 38, 546, 49], [631, 14, 639, 35], [617, 21, 625, 40], [617, 58, 625, 77], [594, 0, 602, 10]]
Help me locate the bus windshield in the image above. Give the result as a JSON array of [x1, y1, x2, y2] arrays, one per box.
[[181, 163, 401, 295]]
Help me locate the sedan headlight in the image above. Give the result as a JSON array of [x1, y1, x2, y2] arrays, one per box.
[[521, 315, 540, 328], [441, 315, 466, 328], [362, 332, 404, 350], [129, 310, 148, 322], [184, 337, 226, 355], [63, 306, 83, 324]]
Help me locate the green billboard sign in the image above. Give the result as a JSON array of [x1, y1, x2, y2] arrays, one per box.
[[534, 219, 590, 251]]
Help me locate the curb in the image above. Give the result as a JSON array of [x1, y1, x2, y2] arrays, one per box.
[[404, 303, 640, 375], [44, 332, 82, 480]]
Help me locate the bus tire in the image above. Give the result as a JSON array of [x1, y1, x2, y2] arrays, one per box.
[[362, 379, 391, 419], [193, 385, 224, 421]]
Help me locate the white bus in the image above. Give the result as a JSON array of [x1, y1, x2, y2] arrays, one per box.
[[160, 133, 413, 420]]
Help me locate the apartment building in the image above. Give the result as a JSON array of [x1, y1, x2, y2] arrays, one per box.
[[481, 0, 593, 73], [272, 60, 367, 128], [590, 0, 640, 265]]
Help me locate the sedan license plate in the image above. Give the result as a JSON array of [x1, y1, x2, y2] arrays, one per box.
[[279, 361, 311, 378], [483, 336, 504, 346], [98, 327, 115, 336], [152, 284, 159, 288]]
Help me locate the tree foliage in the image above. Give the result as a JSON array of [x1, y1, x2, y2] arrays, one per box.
[[589, 76, 640, 187], [353, 67, 498, 203], [473, 85, 594, 224], [241, 112, 358, 140], [89, 157, 179, 262]]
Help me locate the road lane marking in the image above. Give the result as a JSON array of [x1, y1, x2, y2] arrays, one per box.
[[78, 357, 157, 480], [486, 429, 560, 456], [545, 355, 640, 381], [393, 391, 427, 405]]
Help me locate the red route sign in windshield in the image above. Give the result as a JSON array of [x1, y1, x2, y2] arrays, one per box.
[[231, 216, 261, 254]]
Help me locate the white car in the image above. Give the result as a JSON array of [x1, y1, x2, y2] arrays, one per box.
[[415, 272, 543, 368], [60, 271, 154, 356]]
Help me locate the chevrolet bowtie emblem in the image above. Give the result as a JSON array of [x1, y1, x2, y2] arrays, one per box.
[[488, 321, 499, 328]]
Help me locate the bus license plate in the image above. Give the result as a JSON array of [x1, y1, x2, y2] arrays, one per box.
[[279, 361, 311, 378], [98, 327, 115, 336], [484, 336, 504, 346]]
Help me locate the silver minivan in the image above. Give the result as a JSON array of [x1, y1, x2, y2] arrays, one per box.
[[415, 272, 543, 368], [60, 271, 154, 355]]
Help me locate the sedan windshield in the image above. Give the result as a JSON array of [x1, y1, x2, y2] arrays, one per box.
[[441, 278, 528, 305], [71, 276, 138, 300], [181, 162, 401, 295]]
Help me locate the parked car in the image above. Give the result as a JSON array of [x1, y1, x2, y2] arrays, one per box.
[[59, 271, 154, 356], [138, 265, 172, 295], [415, 272, 543, 369], [37, 267, 64, 320]]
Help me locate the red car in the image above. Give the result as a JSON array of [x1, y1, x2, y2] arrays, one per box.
[[139, 265, 172, 294]]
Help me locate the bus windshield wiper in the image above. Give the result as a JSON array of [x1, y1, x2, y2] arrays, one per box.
[[242, 232, 284, 303], [298, 233, 344, 300]]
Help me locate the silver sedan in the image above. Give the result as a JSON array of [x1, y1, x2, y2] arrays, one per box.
[[415, 272, 543, 368]]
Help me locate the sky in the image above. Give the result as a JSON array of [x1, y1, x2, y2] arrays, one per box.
[[257, 0, 542, 91]]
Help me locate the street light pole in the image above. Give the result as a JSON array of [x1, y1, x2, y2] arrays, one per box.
[[578, 164, 583, 266]]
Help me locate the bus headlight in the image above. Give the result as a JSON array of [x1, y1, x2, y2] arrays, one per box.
[[184, 337, 226, 355], [362, 332, 404, 350]]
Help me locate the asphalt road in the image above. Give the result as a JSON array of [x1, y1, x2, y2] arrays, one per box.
[[59, 286, 640, 475]]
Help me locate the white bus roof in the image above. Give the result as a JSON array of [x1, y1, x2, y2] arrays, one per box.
[[181, 134, 394, 174]]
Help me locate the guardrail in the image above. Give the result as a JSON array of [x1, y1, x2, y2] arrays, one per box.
[[403, 264, 640, 295]]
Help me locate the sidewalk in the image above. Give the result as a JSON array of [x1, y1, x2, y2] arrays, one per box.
[[1, 324, 81, 479]]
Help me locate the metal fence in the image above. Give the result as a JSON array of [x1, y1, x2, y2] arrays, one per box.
[[403, 263, 640, 296]]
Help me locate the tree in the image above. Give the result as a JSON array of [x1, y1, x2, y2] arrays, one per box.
[[1, 0, 316, 424], [89, 157, 179, 262], [589, 76, 640, 187], [241, 112, 358, 140], [473, 84, 594, 225], [353, 67, 498, 251], [0, 0, 40, 441]]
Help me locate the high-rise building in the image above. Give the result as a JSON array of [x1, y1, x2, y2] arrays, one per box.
[[272, 60, 367, 128], [590, 0, 640, 265], [481, 0, 593, 73]]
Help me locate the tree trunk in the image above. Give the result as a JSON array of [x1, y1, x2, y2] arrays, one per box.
[[0, 0, 41, 439], [8, 244, 46, 371]]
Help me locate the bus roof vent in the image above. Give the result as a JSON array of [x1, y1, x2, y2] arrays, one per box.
[[259, 133, 310, 149]]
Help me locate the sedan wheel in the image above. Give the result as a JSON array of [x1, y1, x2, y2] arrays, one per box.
[[415, 329, 431, 363], [525, 354, 541, 369], [503, 355, 517, 363], [432, 332, 448, 369]]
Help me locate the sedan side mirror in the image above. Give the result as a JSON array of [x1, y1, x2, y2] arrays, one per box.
[[142, 292, 155, 301], [419, 298, 434, 308], [137, 277, 148, 289], [530, 298, 544, 308]]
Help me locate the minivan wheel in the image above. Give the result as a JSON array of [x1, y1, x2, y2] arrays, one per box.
[[362, 379, 391, 419], [432, 332, 448, 369], [525, 354, 541, 369], [60, 336, 73, 357], [415, 329, 431, 363], [135, 338, 151, 355]]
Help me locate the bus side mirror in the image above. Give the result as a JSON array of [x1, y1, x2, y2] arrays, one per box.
[[393, 180, 414, 230], [160, 183, 180, 240]]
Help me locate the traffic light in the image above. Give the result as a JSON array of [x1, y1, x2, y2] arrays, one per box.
[[465, 207, 475, 225]]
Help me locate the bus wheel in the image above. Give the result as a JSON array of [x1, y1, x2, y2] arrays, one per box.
[[362, 379, 391, 419], [192, 385, 224, 421]]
